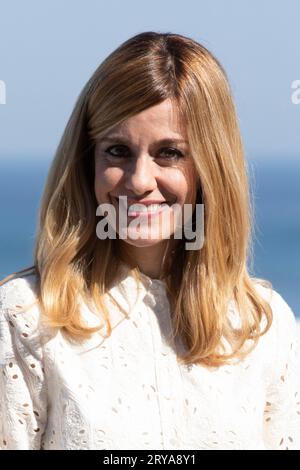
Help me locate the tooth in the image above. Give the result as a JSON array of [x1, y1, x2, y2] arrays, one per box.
[[127, 202, 168, 214], [128, 204, 148, 212]]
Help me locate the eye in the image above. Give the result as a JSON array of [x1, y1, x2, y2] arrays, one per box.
[[103, 145, 184, 161], [158, 147, 184, 160], [104, 145, 130, 158]]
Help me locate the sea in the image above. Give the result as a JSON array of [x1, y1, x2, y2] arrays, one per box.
[[0, 156, 299, 318]]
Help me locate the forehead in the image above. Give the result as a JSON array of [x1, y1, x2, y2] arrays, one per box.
[[103, 99, 186, 140]]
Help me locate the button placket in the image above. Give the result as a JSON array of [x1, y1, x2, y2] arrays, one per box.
[[146, 306, 169, 449], [144, 282, 184, 449]]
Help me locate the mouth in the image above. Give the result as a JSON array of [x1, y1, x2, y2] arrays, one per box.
[[112, 197, 173, 217]]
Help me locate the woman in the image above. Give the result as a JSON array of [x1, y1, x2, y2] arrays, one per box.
[[0, 31, 299, 450]]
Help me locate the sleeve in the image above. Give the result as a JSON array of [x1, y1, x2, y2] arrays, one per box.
[[0, 278, 48, 450], [262, 289, 300, 450]]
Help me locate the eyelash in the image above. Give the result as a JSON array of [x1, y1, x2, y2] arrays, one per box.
[[104, 145, 184, 161]]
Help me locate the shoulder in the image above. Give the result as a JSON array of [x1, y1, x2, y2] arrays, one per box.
[[0, 273, 44, 363], [252, 280, 299, 378], [229, 279, 297, 339], [0, 271, 40, 333], [0, 272, 39, 312], [0, 274, 48, 428], [0, 272, 39, 318], [253, 280, 298, 336]]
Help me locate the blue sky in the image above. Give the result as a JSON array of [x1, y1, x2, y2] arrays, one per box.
[[0, 0, 299, 161]]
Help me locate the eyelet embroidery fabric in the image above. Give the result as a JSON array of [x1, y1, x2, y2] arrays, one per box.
[[0, 269, 300, 450]]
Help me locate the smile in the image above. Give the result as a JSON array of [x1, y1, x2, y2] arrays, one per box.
[[113, 197, 172, 218], [127, 202, 170, 217]]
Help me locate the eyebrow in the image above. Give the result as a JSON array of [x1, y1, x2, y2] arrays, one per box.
[[100, 135, 188, 146]]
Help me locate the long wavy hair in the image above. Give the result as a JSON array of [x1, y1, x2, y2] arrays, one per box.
[[0, 31, 273, 367]]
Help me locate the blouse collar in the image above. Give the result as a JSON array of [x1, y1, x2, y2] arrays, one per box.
[[116, 261, 167, 292]]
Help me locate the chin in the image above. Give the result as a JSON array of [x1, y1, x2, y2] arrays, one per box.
[[120, 236, 168, 248]]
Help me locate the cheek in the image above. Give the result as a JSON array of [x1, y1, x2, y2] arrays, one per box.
[[168, 167, 196, 205], [94, 162, 123, 203]]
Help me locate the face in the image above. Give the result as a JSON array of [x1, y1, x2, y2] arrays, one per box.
[[94, 98, 198, 250]]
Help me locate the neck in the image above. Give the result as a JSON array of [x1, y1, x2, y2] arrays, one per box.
[[118, 239, 176, 280]]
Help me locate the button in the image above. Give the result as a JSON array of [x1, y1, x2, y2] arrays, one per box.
[[151, 282, 163, 292], [161, 345, 170, 356], [144, 292, 156, 308]]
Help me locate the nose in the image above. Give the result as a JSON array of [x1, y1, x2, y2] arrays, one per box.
[[124, 153, 157, 195]]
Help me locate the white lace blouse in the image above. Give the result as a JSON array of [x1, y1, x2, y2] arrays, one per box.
[[0, 266, 300, 450]]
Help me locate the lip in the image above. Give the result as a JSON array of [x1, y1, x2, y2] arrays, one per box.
[[112, 196, 172, 218], [114, 197, 170, 206], [127, 204, 169, 218]]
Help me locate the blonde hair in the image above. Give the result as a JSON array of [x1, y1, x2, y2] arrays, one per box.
[[0, 31, 273, 367]]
